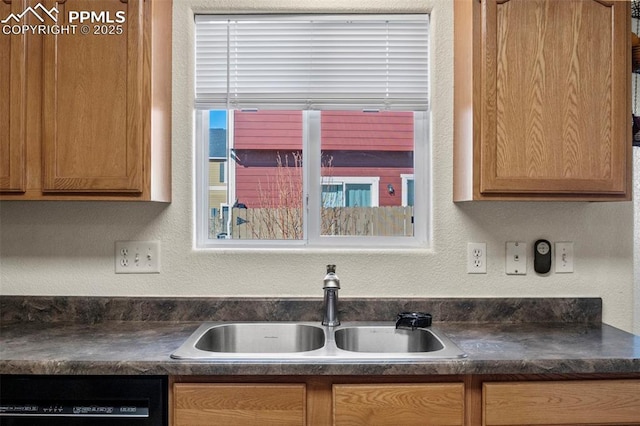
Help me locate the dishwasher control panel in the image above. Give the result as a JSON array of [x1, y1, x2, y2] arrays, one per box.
[[0, 401, 149, 417]]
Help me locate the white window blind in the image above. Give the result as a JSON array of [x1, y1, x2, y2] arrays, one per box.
[[195, 14, 429, 111]]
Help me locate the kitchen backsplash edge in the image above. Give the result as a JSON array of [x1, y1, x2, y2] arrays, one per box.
[[0, 296, 602, 325]]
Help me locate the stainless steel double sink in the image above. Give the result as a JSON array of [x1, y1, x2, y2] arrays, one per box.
[[171, 322, 466, 361]]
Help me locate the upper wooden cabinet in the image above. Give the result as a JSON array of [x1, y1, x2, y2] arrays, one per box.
[[454, 0, 631, 201], [0, 0, 171, 201], [0, 0, 27, 193]]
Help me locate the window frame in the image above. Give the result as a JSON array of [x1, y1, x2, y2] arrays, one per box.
[[194, 13, 431, 249]]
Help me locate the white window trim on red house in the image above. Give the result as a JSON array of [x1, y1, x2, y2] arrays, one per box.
[[321, 176, 380, 208], [401, 174, 414, 207]]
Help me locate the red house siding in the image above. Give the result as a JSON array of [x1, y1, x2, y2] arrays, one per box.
[[235, 164, 302, 208], [234, 111, 303, 151], [321, 111, 414, 151], [233, 110, 414, 208]]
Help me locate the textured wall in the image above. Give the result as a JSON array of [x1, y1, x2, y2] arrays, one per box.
[[0, 0, 636, 333], [634, 148, 639, 335], [632, 21, 639, 335]]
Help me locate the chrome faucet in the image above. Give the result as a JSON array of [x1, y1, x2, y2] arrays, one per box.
[[322, 264, 340, 326]]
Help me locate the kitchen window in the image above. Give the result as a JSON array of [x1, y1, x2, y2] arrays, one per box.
[[194, 14, 430, 248]]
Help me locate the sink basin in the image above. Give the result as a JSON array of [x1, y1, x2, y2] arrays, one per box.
[[171, 322, 326, 359], [334, 326, 444, 353], [171, 321, 466, 361], [194, 323, 325, 353]]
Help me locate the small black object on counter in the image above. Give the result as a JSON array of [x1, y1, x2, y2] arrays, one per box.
[[395, 312, 432, 330]]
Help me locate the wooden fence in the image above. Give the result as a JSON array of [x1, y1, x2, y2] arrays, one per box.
[[210, 206, 413, 239]]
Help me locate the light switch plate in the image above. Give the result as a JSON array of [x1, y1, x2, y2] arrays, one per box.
[[505, 241, 527, 275], [115, 241, 160, 274], [555, 242, 574, 273]]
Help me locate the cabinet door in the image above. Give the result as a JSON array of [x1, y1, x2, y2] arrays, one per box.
[[173, 383, 306, 426], [41, 0, 143, 193], [483, 380, 640, 425], [333, 383, 464, 425], [0, 0, 27, 192], [480, 0, 629, 197]]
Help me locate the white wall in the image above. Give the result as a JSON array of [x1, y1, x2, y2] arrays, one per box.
[[634, 148, 639, 335], [631, 28, 640, 335], [0, 0, 636, 333]]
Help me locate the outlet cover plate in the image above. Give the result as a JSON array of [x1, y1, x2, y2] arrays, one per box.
[[467, 242, 487, 274], [115, 241, 160, 274]]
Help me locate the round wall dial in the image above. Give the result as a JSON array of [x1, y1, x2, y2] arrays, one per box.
[[534, 239, 552, 274]]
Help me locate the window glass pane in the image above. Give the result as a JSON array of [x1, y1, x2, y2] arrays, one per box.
[[320, 111, 415, 237], [345, 184, 371, 207], [219, 162, 225, 183], [322, 184, 343, 208], [207, 110, 304, 240], [207, 110, 229, 239], [407, 179, 415, 207], [209, 111, 227, 158]]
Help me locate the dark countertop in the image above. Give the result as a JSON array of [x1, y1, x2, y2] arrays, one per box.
[[1, 320, 639, 376], [1, 296, 639, 376]]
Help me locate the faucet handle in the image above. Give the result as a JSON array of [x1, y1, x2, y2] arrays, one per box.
[[395, 312, 432, 330]]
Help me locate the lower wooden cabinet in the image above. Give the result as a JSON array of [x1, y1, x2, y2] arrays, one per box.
[[173, 383, 306, 426], [171, 376, 640, 426], [172, 380, 464, 425], [333, 383, 464, 425], [483, 380, 640, 426]]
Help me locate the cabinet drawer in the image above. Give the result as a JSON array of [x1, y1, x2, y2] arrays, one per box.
[[483, 380, 640, 425], [333, 383, 464, 425], [173, 383, 306, 426]]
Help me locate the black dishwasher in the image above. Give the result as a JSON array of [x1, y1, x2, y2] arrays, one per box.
[[0, 375, 167, 425]]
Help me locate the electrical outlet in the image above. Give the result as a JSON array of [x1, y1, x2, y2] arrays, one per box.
[[467, 242, 487, 274], [555, 242, 574, 273], [115, 241, 160, 274], [505, 241, 527, 275]]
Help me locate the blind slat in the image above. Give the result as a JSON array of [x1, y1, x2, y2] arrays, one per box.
[[195, 14, 429, 111]]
